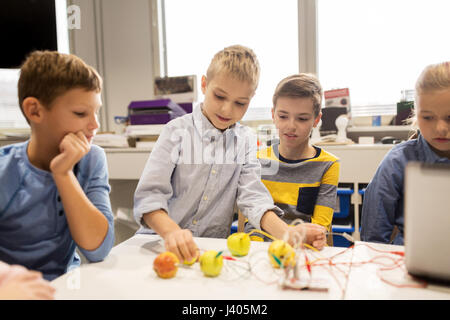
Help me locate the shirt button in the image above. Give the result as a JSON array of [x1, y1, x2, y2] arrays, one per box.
[[192, 220, 198, 225], [59, 210, 64, 216], [57, 196, 61, 202], [211, 169, 216, 174], [203, 196, 208, 201]]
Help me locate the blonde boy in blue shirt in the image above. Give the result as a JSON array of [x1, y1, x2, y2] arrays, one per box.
[[134, 45, 326, 262]]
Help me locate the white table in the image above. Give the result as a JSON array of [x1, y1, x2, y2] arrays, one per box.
[[51, 234, 450, 300]]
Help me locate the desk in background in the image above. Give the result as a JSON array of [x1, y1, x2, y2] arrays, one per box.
[[104, 144, 393, 181], [51, 234, 450, 300], [323, 144, 393, 240], [105, 145, 394, 241], [105, 147, 152, 180]]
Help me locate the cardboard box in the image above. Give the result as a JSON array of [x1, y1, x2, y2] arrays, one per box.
[[324, 88, 350, 110]]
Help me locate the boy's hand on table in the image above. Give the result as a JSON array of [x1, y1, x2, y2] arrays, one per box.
[[50, 131, 90, 175], [163, 229, 199, 263], [290, 223, 327, 250]]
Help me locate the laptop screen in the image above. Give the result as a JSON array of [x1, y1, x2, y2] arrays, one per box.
[[404, 162, 450, 281]]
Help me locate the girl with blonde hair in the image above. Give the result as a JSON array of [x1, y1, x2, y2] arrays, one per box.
[[361, 61, 450, 245]]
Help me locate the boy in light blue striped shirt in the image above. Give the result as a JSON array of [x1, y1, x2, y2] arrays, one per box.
[[134, 45, 326, 262]]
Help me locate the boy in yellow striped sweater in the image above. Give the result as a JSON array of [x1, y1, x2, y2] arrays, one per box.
[[247, 74, 340, 239]]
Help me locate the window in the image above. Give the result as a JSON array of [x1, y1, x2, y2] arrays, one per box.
[[0, 0, 69, 130], [161, 0, 299, 120], [0, 69, 28, 129], [317, 0, 450, 117]]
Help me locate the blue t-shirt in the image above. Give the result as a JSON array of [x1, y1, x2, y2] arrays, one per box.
[[361, 134, 450, 245], [0, 141, 115, 280]]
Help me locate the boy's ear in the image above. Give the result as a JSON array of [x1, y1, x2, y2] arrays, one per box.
[[201, 75, 207, 95], [22, 97, 46, 124], [313, 112, 322, 128], [271, 107, 275, 120]]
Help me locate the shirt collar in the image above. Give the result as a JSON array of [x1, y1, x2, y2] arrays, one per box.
[[19, 140, 53, 179], [193, 103, 237, 140], [271, 140, 321, 163]]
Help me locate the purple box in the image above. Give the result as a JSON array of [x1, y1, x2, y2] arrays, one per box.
[[178, 102, 193, 114], [128, 99, 187, 125]]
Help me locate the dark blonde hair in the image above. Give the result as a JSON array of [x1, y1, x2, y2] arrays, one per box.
[[272, 73, 323, 117], [206, 45, 260, 91], [18, 50, 102, 123], [415, 61, 450, 95], [408, 61, 450, 139]]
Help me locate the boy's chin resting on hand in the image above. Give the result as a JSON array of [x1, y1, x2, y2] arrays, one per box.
[[50, 132, 91, 175]]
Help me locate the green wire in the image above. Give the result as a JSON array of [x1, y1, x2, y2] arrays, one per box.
[[271, 253, 283, 268]]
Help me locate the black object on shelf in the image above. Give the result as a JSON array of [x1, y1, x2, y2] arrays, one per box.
[[320, 107, 348, 135]]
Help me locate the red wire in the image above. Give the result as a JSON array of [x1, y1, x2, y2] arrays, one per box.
[[306, 243, 427, 291], [242, 242, 424, 291], [304, 253, 312, 274]]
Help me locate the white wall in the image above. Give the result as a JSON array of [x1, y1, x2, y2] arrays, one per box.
[[69, 0, 156, 133]]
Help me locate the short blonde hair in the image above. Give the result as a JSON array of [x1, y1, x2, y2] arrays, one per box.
[[206, 45, 260, 90], [18, 50, 102, 123], [273, 73, 323, 117]]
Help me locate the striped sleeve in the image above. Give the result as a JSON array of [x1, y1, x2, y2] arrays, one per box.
[[311, 153, 340, 229]]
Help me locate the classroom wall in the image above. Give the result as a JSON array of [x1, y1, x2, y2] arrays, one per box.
[[67, 0, 321, 134], [68, 0, 159, 246], [69, 0, 156, 133]]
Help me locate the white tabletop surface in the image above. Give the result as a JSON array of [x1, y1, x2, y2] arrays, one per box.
[[51, 234, 450, 300]]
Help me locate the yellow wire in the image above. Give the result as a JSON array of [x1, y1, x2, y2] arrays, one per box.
[[247, 229, 277, 241], [303, 243, 319, 252], [247, 229, 320, 252]]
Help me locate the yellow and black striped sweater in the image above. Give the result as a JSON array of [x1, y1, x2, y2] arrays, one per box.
[[256, 143, 340, 230]]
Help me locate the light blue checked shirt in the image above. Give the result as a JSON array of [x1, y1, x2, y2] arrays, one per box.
[[134, 104, 283, 238]]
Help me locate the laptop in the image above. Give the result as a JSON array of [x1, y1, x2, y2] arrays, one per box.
[[404, 162, 450, 282]]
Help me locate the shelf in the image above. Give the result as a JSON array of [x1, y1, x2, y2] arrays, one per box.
[[347, 125, 413, 132]]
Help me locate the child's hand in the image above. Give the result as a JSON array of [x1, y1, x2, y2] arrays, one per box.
[[163, 229, 199, 263], [290, 223, 327, 250], [0, 266, 55, 300], [50, 131, 91, 175]]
